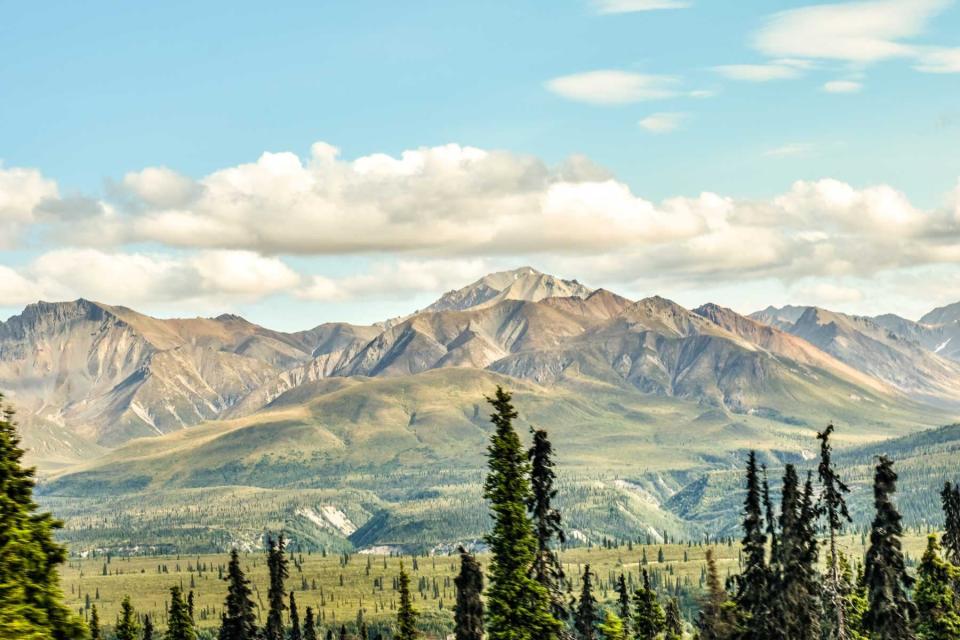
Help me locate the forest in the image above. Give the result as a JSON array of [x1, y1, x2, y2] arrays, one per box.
[[2, 388, 960, 640]]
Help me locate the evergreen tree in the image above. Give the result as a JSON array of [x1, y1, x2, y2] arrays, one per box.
[[528, 427, 568, 623], [115, 595, 140, 640], [454, 546, 484, 640], [664, 598, 683, 640], [736, 451, 771, 639], [574, 565, 598, 640], [913, 535, 960, 640], [166, 585, 197, 640], [304, 607, 318, 640], [220, 548, 258, 640], [290, 591, 302, 640], [598, 611, 626, 640], [863, 456, 915, 640], [615, 574, 631, 635], [779, 466, 821, 640], [697, 549, 739, 640], [941, 482, 960, 567], [89, 605, 100, 640], [396, 564, 418, 640], [483, 387, 561, 640], [0, 399, 85, 640], [632, 570, 665, 640], [818, 425, 853, 640], [265, 535, 289, 640], [144, 615, 155, 640]]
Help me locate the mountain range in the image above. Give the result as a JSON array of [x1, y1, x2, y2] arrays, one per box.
[[3, 267, 959, 552]]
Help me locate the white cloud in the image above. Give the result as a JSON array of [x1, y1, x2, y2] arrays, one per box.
[[297, 259, 490, 302], [823, 80, 864, 93], [915, 47, 960, 73], [639, 112, 686, 133], [545, 71, 680, 104], [791, 281, 865, 305], [0, 166, 58, 246], [754, 0, 949, 63], [714, 63, 804, 82], [121, 167, 201, 208], [592, 0, 691, 13]]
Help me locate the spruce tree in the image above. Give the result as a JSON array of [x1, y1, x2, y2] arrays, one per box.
[[290, 591, 302, 640], [483, 387, 560, 640], [574, 565, 598, 640], [941, 482, 960, 567], [528, 427, 568, 623], [0, 400, 85, 640], [90, 605, 100, 640], [221, 548, 258, 640], [615, 573, 631, 635], [265, 535, 289, 640], [115, 595, 140, 640], [863, 456, 915, 640], [166, 585, 197, 640], [697, 549, 739, 640], [597, 611, 626, 640], [144, 615, 155, 640], [304, 607, 318, 640], [454, 546, 484, 640], [818, 425, 853, 640], [396, 564, 418, 640], [913, 535, 960, 640], [632, 570, 665, 640], [736, 451, 771, 639], [664, 598, 683, 640]]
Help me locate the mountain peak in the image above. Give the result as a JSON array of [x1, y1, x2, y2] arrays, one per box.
[[421, 267, 592, 315], [921, 301, 960, 326]]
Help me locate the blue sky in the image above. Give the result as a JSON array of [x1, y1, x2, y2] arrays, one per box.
[[2, 0, 960, 329]]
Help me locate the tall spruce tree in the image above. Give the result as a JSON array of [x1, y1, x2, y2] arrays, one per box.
[[166, 585, 197, 640], [0, 400, 85, 640], [290, 591, 302, 640], [528, 427, 568, 623], [454, 546, 484, 640], [664, 598, 683, 640], [941, 482, 960, 567], [697, 549, 739, 640], [863, 456, 915, 640], [574, 565, 598, 640], [913, 535, 960, 640], [818, 425, 853, 640], [89, 605, 100, 640], [483, 387, 560, 640], [615, 573, 631, 635], [736, 451, 771, 639], [396, 564, 418, 640], [115, 595, 140, 640], [304, 607, 318, 640], [144, 615, 154, 640], [632, 570, 665, 640], [221, 548, 258, 640], [265, 535, 289, 640]]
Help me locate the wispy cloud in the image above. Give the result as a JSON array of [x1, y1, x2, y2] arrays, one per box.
[[545, 70, 680, 104], [714, 62, 804, 82], [823, 80, 864, 93], [764, 143, 816, 158], [592, 0, 691, 13], [639, 112, 687, 133]]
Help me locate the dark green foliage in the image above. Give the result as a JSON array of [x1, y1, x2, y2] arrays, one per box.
[[664, 598, 683, 640], [304, 607, 318, 640], [941, 482, 960, 566], [483, 387, 560, 640], [632, 570, 664, 640], [290, 591, 302, 640], [778, 466, 821, 640], [574, 565, 598, 640], [736, 451, 771, 639], [166, 585, 196, 640], [115, 596, 140, 640], [697, 550, 739, 640], [265, 535, 289, 640], [90, 605, 100, 640], [913, 535, 960, 640], [396, 564, 418, 640], [0, 400, 85, 640], [220, 548, 258, 640], [144, 615, 155, 640], [863, 456, 915, 640], [818, 425, 853, 640], [528, 427, 567, 622], [454, 546, 483, 640], [615, 573, 631, 632]]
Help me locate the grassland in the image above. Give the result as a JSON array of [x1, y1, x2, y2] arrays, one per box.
[[62, 535, 938, 638]]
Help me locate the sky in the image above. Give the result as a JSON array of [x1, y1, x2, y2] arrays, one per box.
[[2, 0, 960, 330]]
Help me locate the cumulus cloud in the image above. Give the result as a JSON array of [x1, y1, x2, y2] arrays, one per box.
[[0, 166, 59, 246], [638, 112, 686, 133], [545, 71, 680, 104], [297, 259, 490, 302], [592, 0, 691, 13]]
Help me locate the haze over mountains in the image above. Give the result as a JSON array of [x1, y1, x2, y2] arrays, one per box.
[[3, 267, 960, 552]]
